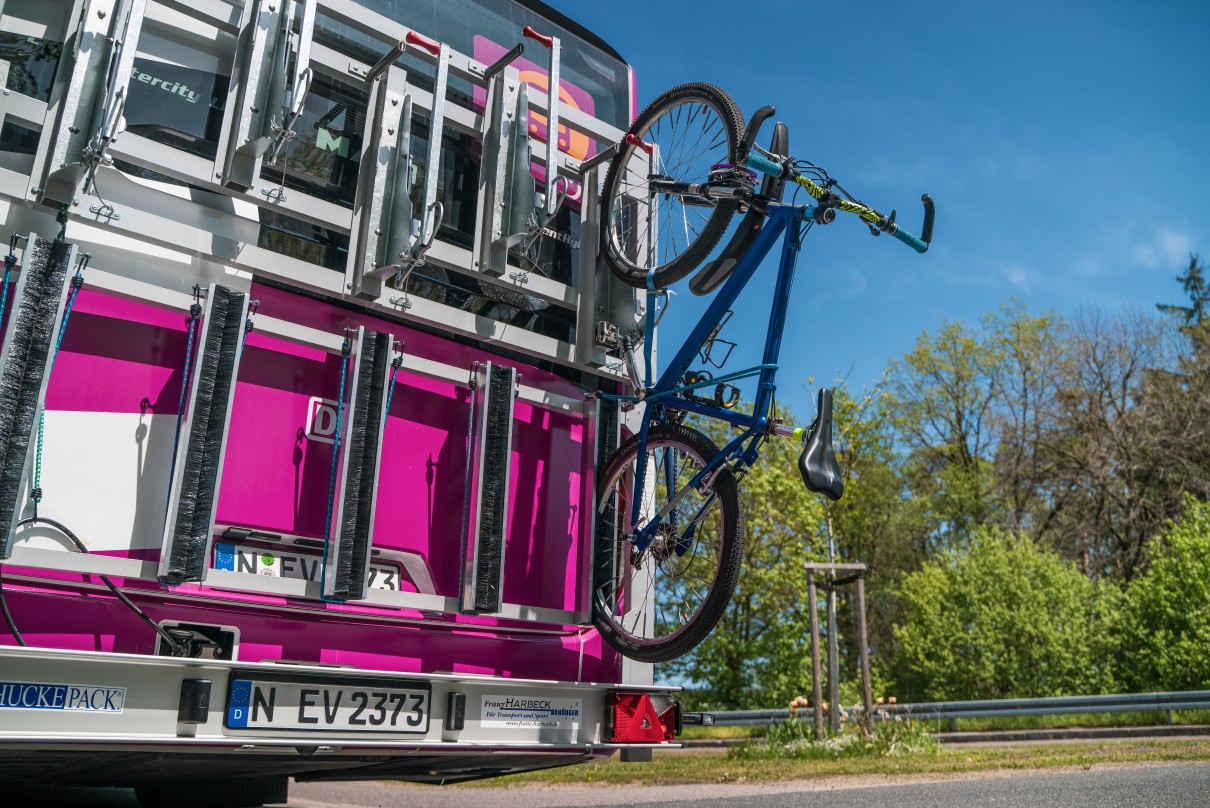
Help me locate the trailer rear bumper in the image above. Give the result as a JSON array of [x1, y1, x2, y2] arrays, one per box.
[[0, 645, 676, 785]]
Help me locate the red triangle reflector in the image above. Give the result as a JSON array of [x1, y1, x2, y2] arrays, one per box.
[[629, 695, 669, 742]]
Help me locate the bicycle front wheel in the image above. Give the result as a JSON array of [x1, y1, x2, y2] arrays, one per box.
[[593, 424, 744, 663], [601, 83, 744, 289]]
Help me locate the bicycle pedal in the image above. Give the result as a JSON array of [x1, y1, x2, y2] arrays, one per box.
[[595, 321, 621, 350]]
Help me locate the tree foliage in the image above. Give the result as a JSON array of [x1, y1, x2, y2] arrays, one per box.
[[892, 528, 1118, 701], [1113, 498, 1210, 692], [670, 259, 1210, 705]]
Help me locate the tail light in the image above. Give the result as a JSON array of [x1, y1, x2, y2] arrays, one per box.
[[605, 692, 679, 743]]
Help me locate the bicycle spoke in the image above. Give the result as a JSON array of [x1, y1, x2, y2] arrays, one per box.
[[600, 435, 728, 640], [610, 97, 733, 274]]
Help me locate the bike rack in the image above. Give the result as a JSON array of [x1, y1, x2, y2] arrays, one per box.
[[473, 43, 529, 275], [350, 31, 454, 299], [40, 0, 149, 207], [407, 31, 451, 264], [524, 26, 562, 219], [23, 0, 637, 374], [347, 42, 412, 300], [218, 0, 317, 191], [493, 27, 569, 278], [267, 0, 317, 165]]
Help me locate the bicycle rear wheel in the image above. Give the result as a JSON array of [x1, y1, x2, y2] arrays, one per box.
[[593, 423, 744, 663], [601, 83, 744, 289]]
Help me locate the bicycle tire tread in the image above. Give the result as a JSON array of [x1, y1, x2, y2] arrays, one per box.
[[601, 83, 745, 289], [592, 423, 745, 663]]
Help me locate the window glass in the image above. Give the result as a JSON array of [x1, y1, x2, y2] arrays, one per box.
[[258, 209, 350, 272], [315, 0, 629, 129], [1, 0, 72, 103], [124, 11, 235, 159], [261, 72, 368, 208], [0, 120, 39, 154], [406, 114, 480, 250], [0, 33, 60, 103]]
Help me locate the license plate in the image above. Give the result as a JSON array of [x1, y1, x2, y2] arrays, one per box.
[[226, 673, 430, 734], [213, 542, 401, 591]]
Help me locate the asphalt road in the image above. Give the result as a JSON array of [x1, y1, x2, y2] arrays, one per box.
[[288, 763, 1210, 808], [8, 762, 1209, 807]]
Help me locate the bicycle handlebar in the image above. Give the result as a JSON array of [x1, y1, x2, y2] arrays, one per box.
[[890, 195, 934, 253], [741, 153, 934, 253]]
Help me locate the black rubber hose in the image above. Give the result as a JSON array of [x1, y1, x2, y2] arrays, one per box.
[[0, 561, 27, 646], [15, 516, 185, 655]]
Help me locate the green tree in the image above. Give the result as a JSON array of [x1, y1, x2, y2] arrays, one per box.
[[1113, 498, 1210, 691], [892, 527, 1118, 701], [985, 302, 1065, 537], [890, 320, 1001, 551]]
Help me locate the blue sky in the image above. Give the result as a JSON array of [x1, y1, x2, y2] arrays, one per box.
[[548, 0, 1209, 416]]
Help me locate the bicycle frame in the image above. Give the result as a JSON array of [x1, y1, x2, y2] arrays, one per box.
[[627, 202, 815, 548]]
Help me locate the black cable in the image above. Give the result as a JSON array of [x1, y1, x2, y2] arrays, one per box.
[[14, 516, 186, 655], [0, 562, 27, 646]]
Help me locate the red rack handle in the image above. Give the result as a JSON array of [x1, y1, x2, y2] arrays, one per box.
[[625, 133, 654, 155], [522, 25, 554, 48], [405, 30, 441, 56]]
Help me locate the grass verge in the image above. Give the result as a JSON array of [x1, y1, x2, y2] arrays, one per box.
[[469, 740, 1210, 787]]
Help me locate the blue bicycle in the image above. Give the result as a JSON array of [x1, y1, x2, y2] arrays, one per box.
[[593, 83, 935, 662]]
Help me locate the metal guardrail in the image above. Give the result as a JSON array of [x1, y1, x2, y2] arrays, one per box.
[[709, 691, 1210, 726]]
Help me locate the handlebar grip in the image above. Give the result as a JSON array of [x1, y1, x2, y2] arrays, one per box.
[[523, 25, 555, 48], [891, 226, 929, 253], [743, 151, 782, 178], [890, 194, 935, 254], [405, 30, 442, 56]]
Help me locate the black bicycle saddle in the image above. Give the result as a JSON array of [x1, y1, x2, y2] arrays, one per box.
[[799, 387, 844, 501]]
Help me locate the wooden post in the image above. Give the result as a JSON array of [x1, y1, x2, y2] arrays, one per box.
[[807, 571, 824, 741], [826, 572, 840, 736], [856, 572, 874, 726]]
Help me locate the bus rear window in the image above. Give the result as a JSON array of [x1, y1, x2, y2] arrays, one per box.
[[317, 0, 630, 130]]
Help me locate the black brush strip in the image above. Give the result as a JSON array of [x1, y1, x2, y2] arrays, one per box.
[[164, 288, 239, 583], [593, 398, 620, 592], [473, 367, 512, 612], [349, 331, 390, 600], [332, 331, 377, 600], [0, 239, 68, 538], [189, 289, 243, 554]]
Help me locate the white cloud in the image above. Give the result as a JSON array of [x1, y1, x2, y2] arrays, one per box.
[[1134, 227, 1192, 270], [1003, 264, 1034, 291]]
